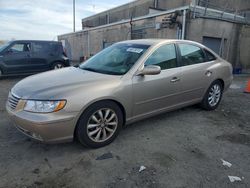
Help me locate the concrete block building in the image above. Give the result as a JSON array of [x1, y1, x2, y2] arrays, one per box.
[[58, 0, 250, 70]]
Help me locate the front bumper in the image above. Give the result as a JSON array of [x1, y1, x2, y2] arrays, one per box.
[[6, 104, 78, 143]]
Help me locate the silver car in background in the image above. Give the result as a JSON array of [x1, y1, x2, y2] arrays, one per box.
[[6, 39, 233, 148]]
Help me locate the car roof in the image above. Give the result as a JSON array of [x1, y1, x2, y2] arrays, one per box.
[[118, 39, 169, 45], [117, 39, 219, 58], [118, 39, 206, 47], [11, 40, 60, 44]]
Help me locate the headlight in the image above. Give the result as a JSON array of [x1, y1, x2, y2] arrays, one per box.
[[24, 100, 66, 113]]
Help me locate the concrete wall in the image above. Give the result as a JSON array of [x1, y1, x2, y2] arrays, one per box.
[[82, 0, 154, 28], [184, 17, 250, 69], [202, 0, 250, 12], [239, 25, 250, 70], [61, 14, 239, 63], [59, 23, 132, 60], [186, 18, 238, 63], [59, 2, 250, 69], [59, 32, 87, 61], [59, 11, 182, 61], [82, 0, 250, 29], [81, 0, 191, 28], [158, 0, 190, 10]]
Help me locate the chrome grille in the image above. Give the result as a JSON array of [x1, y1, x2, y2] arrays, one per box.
[[8, 93, 21, 110]]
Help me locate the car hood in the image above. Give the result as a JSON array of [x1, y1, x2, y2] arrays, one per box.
[[12, 67, 122, 99]]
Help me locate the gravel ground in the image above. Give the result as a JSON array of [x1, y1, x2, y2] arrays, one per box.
[[0, 75, 249, 188]]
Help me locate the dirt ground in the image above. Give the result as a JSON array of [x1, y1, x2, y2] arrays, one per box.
[[0, 75, 249, 188]]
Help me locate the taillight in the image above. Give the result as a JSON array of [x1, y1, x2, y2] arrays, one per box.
[[63, 50, 67, 57]]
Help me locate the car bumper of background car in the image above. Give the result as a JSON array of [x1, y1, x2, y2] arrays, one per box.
[[6, 104, 78, 143], [63, 57, 71, 66]]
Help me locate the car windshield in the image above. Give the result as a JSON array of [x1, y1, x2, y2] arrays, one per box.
[[79, 43, 150, 75], [0, 42, 11, 52]]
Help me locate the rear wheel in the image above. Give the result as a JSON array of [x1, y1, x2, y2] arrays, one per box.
[[52, 62, 65, 70], [201, 80, 223, 110], [0, 69, 3, 78], [76, 101, 123, 148]]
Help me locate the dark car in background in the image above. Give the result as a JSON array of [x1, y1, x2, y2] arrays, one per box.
[[0, 40, 70, 77]]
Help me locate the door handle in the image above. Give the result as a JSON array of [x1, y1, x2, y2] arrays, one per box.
[[170, 77, 180, 83], [205, 70, 212, 77]]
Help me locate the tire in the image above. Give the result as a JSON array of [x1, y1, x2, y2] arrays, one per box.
[[52, 62, 65, 70], [200, 80, 223, 111], [76, 101, 123, 148]]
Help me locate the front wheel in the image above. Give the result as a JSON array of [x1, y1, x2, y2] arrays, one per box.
[[76, 101, 123, 148], [200, 81, 223, 110]]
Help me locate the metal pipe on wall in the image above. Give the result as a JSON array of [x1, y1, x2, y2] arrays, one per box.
[[87, 31, 90, 57], [73, 0, 75, 32], [181, 9, 186, 39], [154, 0, 158, 9]]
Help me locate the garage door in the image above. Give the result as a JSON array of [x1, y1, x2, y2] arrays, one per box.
[[202, 36, 222, 55]]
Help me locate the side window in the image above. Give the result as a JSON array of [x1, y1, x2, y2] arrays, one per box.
[[145, 44, 177, 70], [33, 43, 51, 53], [204, 49, 216, 61], [178, 44, 206, 66], [9, 43, 30, 53]]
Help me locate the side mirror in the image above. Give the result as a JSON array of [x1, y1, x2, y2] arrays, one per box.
[[136, 65, 161, 76]]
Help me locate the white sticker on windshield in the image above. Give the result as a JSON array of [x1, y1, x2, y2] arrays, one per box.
[[127, 47, 143, 53]]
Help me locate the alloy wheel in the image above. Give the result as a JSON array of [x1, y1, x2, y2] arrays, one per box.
[[87, 108, 118, 143], [208, 84, 221, 107]]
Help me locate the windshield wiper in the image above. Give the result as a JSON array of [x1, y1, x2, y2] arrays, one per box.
[[81, 67, 99, 73], [81, 66, 124, 75]]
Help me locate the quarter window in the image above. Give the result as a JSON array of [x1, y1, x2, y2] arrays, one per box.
[[178, 44, 206, 66], [145, 44, 177, 70], [204, 49, 216, 61]]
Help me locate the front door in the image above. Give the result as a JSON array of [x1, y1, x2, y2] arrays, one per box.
[[3, 42, 31, 74], [132, 43, 182, 117]]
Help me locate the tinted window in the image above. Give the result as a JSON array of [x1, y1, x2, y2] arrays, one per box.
[[178, 44, 206, 66], [204, 49, 216, 61], [10, 43, 30, 52], [33, 42, 58, 53], [145, 44, 177, 70], [80, 43, 149, 75]]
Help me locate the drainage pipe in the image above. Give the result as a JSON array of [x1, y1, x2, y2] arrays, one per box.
[[181, 9, 186, 40]]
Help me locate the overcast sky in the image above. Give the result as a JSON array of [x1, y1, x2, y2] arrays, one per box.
[[0, 0, 133, 41]]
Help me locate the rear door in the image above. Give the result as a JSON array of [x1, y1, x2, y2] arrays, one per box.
[[132, 43, 182, 117], [176, 43, 215, 103], [29, 42, 52, 72], [2, 42, 32, 74]]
